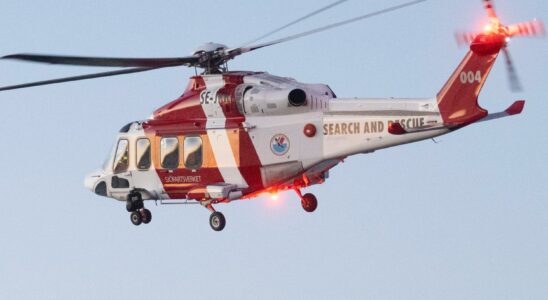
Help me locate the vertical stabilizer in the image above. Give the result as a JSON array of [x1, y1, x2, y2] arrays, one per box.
[[440, 0, 544, 127], [436, 48, 498, 127]]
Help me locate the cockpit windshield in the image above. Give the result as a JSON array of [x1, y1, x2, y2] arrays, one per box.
[[102, 141, 117, 171], [112, 139, 129, 173]]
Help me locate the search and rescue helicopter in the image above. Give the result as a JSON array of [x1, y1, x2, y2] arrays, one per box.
[[0, 0, 544, 231]]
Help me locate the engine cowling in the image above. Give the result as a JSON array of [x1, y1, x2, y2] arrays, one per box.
[[236, 84, 308, 116]]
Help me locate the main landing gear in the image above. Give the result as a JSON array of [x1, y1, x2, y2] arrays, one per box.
[[295, 189, 318, 213], [126, 192, 152, 226], [205, 204, 226, 231], [123, 190, 315, 229]]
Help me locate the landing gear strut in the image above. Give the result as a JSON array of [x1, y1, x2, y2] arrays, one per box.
[[205, 204, 226, 231], [295, 189, 318, 213], [127, 192, 152, 226], [126, 192, 143, 212]]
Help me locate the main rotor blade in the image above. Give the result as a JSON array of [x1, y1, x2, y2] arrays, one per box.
[[227, 0, 426, 58], [0, 65, 175, 92], [1, 54, 199, 68], [502, 47, 522, 92], [241, 0, 350, 47]]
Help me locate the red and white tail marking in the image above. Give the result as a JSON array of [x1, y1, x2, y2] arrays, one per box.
[[436, 49, 499, 127]]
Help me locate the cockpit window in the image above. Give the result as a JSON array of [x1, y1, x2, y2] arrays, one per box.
[[136, 138, 151, 170], [160, 137, 179, 169], [102, 141, 116, 171], [113, 139, 129, 174], [184, 136, 203, 170]]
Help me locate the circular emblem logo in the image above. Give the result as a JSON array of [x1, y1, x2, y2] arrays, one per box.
[[270, 134, 290, 156]]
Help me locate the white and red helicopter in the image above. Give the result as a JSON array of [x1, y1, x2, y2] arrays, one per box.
[[0, 0, 544, 231]]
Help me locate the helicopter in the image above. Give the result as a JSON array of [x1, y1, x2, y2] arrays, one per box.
[[0, 0, 544, 231]]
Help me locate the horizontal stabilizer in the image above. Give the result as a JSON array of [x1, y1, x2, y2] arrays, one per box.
[[478, 100, 525, 123], [387, 121, 447, 135]]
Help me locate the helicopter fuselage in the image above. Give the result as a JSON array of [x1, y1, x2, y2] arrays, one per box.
[[81, 30, 531, 230], [85, 71, 448, 203]]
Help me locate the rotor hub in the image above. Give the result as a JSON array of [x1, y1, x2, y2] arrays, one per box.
[[191, 42, 230, 74], [192, 42, 228, 56], [470, 32, 506, 56]]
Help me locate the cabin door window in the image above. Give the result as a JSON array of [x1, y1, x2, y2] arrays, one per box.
[[160, 137, 179, 169], [183, 136, 203, 170]]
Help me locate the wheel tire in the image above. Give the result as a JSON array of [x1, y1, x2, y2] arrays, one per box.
[[141, 209, 152, 224], [209, 212, 226, 231], [130, 211, 142, 226], [301, 193, 318, 213]]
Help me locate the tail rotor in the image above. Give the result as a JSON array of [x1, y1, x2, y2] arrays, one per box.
[[502, 47, 521, 92], [454, 0, 545, 92]]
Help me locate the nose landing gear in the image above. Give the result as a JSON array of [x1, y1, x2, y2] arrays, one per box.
[[127, 192, 152, 226], [129, 209, 152, 225]]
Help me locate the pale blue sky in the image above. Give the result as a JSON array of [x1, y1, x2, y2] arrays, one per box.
[[0, 1, 547, 299]]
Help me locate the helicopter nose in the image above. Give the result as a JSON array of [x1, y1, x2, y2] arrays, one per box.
[[84, 170, 104, 195], [84, 175, 97, 191]]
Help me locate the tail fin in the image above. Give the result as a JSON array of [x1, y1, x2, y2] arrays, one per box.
[[438, 0, 543, 127], [436, 44, 500, 127]]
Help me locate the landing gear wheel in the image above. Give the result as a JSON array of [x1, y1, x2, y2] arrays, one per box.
[[209, 211, 226, 231], [301, 193, 318, 213], [130, 211, 142, 225], [141, 209, 152, 224]]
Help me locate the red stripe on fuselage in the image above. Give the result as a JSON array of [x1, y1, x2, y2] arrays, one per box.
[[145, 73, 266, 199], [219, 73, 265, 194], [223, 73, 264, 194], [145, 76, 225, 200]]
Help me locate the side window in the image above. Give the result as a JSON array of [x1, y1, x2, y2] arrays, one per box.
[[136, 138, 151, 170], [184, 136, 203, 170], [160, 137, 179, 169], [113, 139, 129, 174]]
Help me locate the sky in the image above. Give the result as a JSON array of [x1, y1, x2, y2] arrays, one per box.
[[0, 0, 547, 299]]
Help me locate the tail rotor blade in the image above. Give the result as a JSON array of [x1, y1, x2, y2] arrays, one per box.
[[508, 19, 546, 37], [483, 0, 499, 21], [502, 47, 522, 92], [455, 31, 478, 46]]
